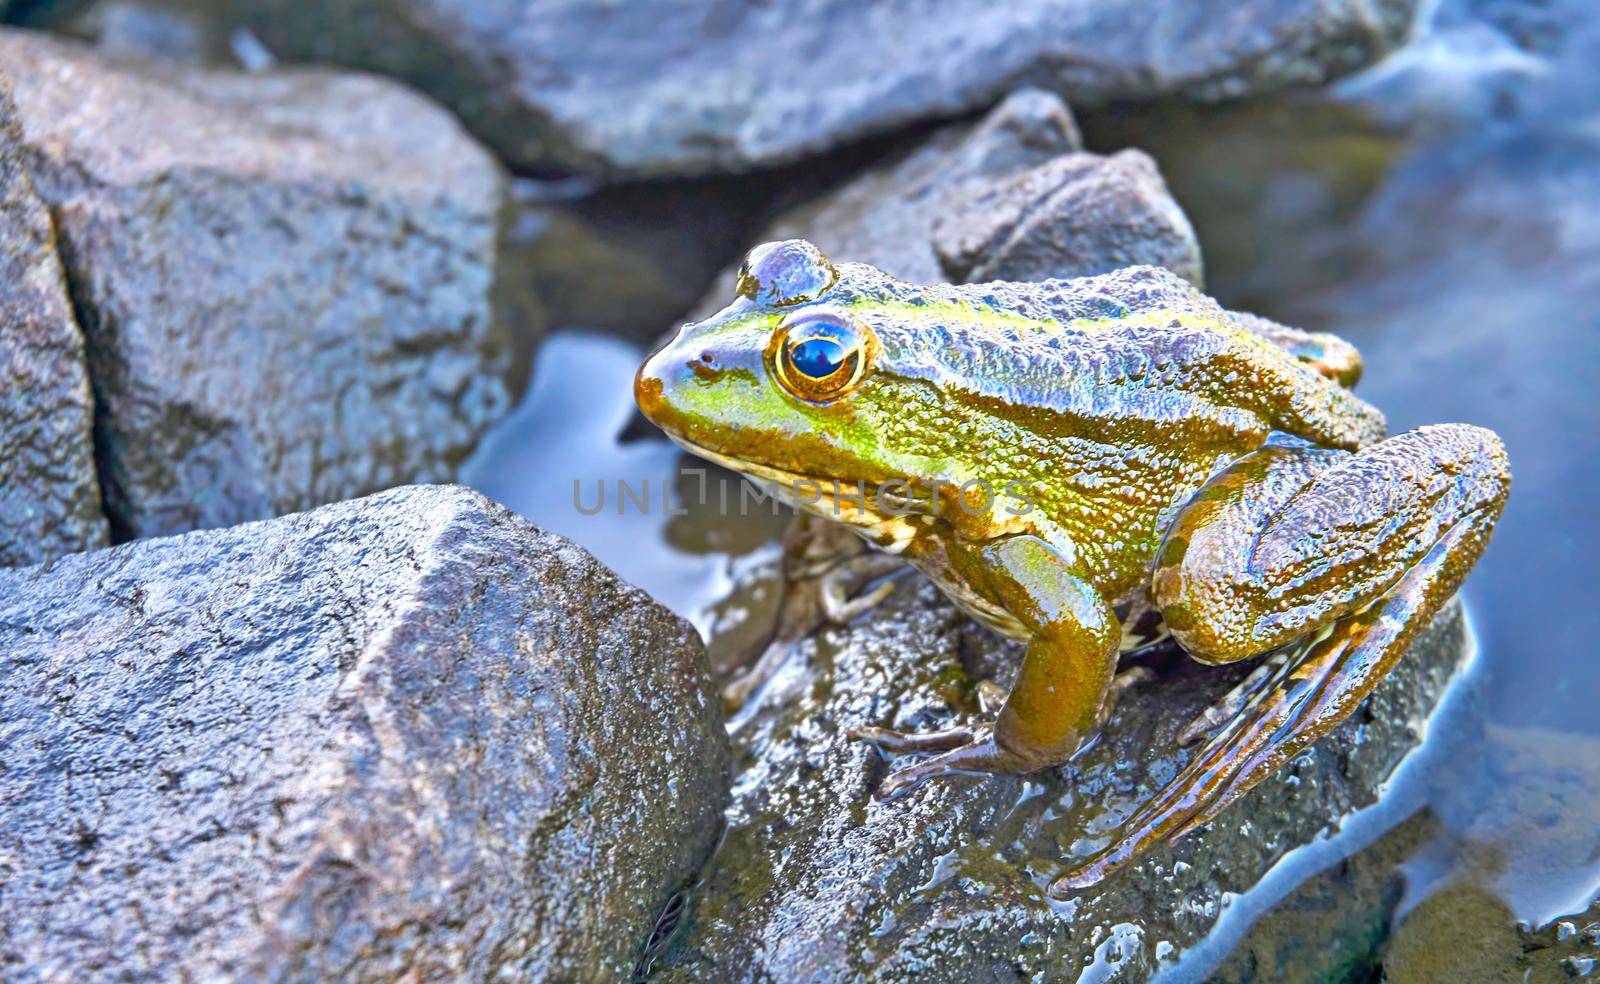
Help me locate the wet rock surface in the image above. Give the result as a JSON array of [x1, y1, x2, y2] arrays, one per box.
[[0, 80, 106, 567], [229, 0, 1421, 177], [687, 90, 1200, 327], [1209, 810, 1440, 983], [651, 576, 1468, 982], [0, 29, 511, 541], [0, 484, 730, 981]]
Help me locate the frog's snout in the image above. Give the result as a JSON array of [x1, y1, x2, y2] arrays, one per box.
[[633, 346, 673, 424], [635, 337, 722, 426]]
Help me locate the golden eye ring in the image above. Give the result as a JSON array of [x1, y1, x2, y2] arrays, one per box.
[[768, 309, 876, 404]]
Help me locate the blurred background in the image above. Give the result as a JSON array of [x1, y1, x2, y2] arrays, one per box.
[[2, 0, 1596, 979]]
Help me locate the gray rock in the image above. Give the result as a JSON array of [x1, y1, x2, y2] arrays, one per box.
[[737, 89, 1084, 291], [650, 575, 1468, 982], [0, 79, 107, 566], [1076, 97, 1402, 312], [688, 90, 1198, 330], [0, 29, 512, 540], [933, 147, 1204, 286], [230, 0, 1422, 177], [0, 484, 730, 982]]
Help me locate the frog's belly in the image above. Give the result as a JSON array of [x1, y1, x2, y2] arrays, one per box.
[[928, 567, 1034, 642]]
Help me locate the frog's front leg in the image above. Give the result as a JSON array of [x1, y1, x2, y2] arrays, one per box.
[[722, 516, 901, 711], [848, 536, 1121, 799], [1055, 424, 1510, 892]]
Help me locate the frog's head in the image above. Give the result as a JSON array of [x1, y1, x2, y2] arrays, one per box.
[[635, 240, 952, 514]]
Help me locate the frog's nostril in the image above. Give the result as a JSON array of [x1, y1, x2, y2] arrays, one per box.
[[690, 351, 723, 380]]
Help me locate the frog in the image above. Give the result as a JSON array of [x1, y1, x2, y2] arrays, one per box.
[[635, 239, 1510, 892]]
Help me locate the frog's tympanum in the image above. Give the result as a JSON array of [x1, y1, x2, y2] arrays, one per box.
[[635, 239, 1509, 892]]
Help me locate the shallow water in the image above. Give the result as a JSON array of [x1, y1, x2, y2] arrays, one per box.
[[463, 0, 1600, 970]]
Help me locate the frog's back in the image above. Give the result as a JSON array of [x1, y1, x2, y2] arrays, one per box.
[[837, 263, 1386, 452]]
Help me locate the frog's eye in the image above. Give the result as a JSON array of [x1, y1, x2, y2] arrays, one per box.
[[770, 309, 875, 404], [736, 239, 837, 306]]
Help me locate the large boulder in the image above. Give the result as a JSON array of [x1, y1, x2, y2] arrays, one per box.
[[229, 0, 1422, 177], [649, 574, 1469, 981], [0, 484, 730, 981], [0, 80, 106, 566], [0, 29, 513, 541]]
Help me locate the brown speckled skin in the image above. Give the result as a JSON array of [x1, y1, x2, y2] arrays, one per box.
[[637, 241, 1509, 888]]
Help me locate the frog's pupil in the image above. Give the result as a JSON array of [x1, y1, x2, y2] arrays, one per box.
[[790, 337, 847, 378]]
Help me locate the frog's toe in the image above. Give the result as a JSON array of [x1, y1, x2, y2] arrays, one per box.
[[1174, 644, 1300, 746], [847, 723, 980, 755], [821, 573, 897, 624], [865, 730, 1039, 800], [976, 679, 1008, 714]]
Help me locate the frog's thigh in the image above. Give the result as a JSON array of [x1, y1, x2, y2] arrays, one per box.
[[1153, 424, 1510, 664]]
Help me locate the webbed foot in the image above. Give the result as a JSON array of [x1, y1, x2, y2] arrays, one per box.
[[846, 663, 1152, 799], [847, 723, 1043, 799]]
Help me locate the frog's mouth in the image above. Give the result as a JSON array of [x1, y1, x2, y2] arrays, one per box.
[[661, 431, 896, 530]]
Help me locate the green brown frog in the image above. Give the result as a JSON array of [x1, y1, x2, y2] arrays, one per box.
[[635, 239, 1509, 891]]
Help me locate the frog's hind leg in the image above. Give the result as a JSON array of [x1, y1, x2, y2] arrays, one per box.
[[1174, 638, 1306, 746], [1052, 424, 1509, 893]]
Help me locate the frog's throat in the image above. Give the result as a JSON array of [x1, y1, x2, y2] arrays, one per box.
[[662, 432, 904, 536]]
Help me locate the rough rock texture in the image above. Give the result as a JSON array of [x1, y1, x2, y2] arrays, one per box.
[[0, 484, 730, 982], [1210, 810, 1442, 983], [688, 90, 1199, 327], [230, 0, 1422, 176], [650, 576, 1468, 981], [712, 89, 1082, 296], [933, 148, 1205, 286], [0, 29, 512, 541], [0, 80, 107, 566]]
